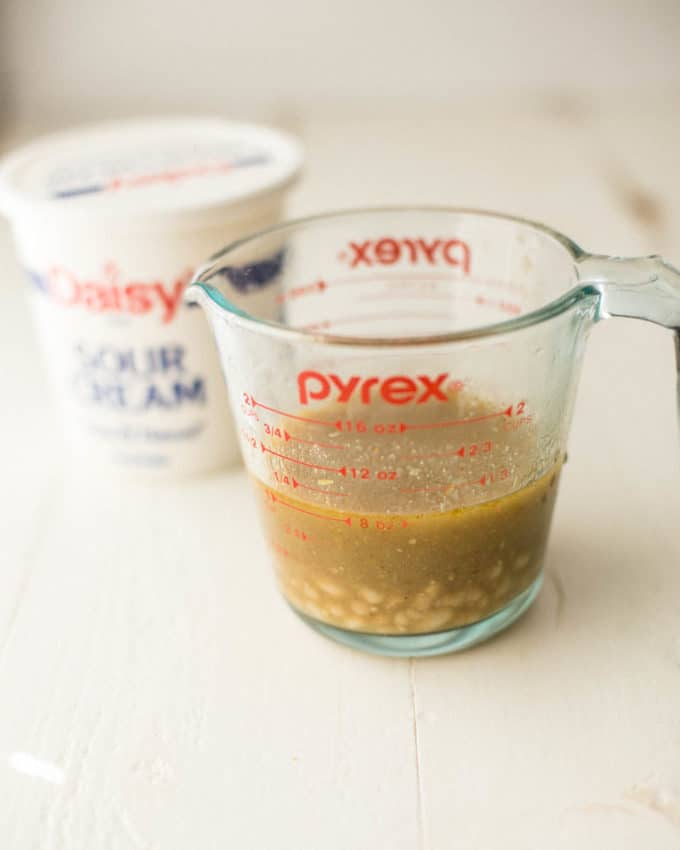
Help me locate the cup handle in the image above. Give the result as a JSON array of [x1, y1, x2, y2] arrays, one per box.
[[576, 252, 680, 420], [576, 253, 680, 329]]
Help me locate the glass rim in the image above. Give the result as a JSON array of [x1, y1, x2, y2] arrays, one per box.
[[189, 205, 598, 348]]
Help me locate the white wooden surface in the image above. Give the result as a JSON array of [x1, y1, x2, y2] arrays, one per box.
[[1, 96, 680, 849]]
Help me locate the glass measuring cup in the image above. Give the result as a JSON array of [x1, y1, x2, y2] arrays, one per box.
[[186, 208, 680, 657]]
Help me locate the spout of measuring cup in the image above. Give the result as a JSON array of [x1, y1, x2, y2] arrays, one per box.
[[185, 260, 214, 308], [184, 278, 209, 309], [185, 243, 287, 324], [184, 261, 248, 321], [576, 253, 680, 329]]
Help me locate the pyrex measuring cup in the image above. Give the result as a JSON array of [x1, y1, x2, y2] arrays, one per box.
[[187, 208, 680, 657]]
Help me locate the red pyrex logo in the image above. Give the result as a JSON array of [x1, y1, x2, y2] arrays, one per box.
[[32, 263, 191, 323], [298, 371, 450, 406], [341, 237, 470, 272]]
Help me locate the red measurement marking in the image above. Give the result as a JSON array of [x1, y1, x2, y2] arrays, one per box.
[[478, 468, 510, 486], [356, 292, 524, 316], [292, 477, 347, 497], [356, 518, 409, 530], [266, 423, 346, 450], [241, 406, 259, 421], [401, 405, 514, 432], [399, 481, 468, 495], [326, 273, 464, 287], [406, 440, 493, 461], [502, 414, 533, 432], [272, 470, 347, 497], [357, 292, 454, 302], [323, 273, 525, 294], [474, 294, 522, 315], [336, 467, 397, 480], [284, 430, 347, 450], [240, 428, 258, 450], [261, 442, 344, 474], [276, 279, 327, 303], [251, 398, 334, 427], [399, 467, 509, 494], [302, 320, 333, 331], [300, 311, 448, 331], [284, 525, 309, 541], [406, 448, 466, 461], [265, 489, 352, 524]]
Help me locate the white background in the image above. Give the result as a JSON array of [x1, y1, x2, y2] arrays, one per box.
[[1, 0, 679, 126]]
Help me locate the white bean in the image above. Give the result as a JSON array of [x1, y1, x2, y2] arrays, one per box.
[[413, 592, 433, 612], [488, 562, 504, 580], [437, 591, 467, 608], [359, 587, 383, 605], [304, 603, 325, 621], [420, 609, 453, 632], [303, 582, 320, 601], [514, 553, 530, 571], [317, 578, 345, 598], [424, 581, 440, 598], [494, 577, 512, 599], [466, 586, 484, 603]]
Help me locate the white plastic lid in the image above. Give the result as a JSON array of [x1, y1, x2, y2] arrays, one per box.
[[0, 117, 303, 225]]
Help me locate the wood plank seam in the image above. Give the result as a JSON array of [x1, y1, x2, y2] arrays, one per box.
[[409, 659, 425, 850]]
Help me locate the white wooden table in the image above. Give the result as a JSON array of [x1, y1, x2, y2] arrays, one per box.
[[2, 96, 680, 849]]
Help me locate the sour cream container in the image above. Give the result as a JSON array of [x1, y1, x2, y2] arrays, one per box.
[[0, 117, 303, 476]]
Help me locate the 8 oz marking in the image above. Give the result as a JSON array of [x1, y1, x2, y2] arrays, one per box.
[[263, 488, 352, 524], [358, 518, 409, 530], [263, 486, 409, 530]]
